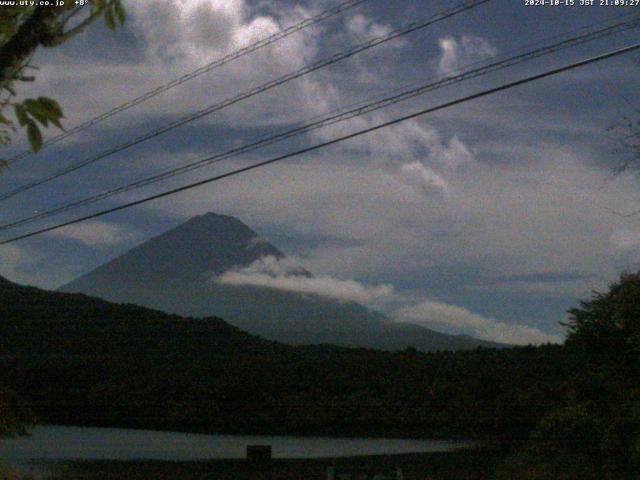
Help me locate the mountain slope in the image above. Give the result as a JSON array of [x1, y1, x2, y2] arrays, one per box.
[[60, 212, 501, 351]]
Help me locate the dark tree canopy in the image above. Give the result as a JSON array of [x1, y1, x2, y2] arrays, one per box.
[[564, 271, 640, 355], [0, 1, 124, 439], [0, 0, 124, 156]]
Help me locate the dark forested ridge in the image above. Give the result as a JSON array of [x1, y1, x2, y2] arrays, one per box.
[[1, 272, 639, 477], [1, 274, 562, 439]]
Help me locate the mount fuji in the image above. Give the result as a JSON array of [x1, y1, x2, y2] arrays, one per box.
[[60, 213, 501, 351]]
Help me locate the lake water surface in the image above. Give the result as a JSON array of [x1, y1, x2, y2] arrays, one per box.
[[0, 426, 469, 462]]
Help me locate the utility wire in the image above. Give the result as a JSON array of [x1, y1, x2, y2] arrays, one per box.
[[5, 0, 372, 164], [2, 42, 638, 246], [0, 0, 492, 203], [0, 17, 635, 233], [0, 15, 637, 231]]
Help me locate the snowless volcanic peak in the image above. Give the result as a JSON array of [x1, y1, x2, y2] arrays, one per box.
[[60, 213, 503, 352]]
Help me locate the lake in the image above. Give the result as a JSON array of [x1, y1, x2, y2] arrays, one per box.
[[0, 426, 469, 463]]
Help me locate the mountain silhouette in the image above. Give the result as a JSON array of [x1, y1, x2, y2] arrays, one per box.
[[60, 212, 502, 351]]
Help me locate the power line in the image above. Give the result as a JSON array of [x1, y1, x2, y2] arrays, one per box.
[[0, 0, 492, 203], [2, 42, 638, 246], [5, 0, 372, 164], [1, 17, 635, 233]]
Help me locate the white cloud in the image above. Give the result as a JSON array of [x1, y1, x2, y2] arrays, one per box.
[[394, 300, 562, 345], [226, 254, 307, 277], [23, 0, 330, 139], [215, 255, 562, 344], [346, 14, 394, 42], [400, 161, 449, 194], [48, 221, 138, 247], [216, 255, 396, 304], [435, 136, 475, 170], [436, 35, 497, 76]]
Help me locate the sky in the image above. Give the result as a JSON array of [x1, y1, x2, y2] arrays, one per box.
[[1, 0, 640, 345]]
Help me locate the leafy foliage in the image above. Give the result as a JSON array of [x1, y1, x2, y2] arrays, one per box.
[[0, 1, 125, 157], [528, 405, 604, 456], [13, 97, 64, 152], [495, 452, 602, 480], [0, 385, 32, 437], [506, 271, 640, 478], [565, 271, 640, 356]]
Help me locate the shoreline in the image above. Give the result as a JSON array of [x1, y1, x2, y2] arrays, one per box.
[[18, 450, 494, 480]]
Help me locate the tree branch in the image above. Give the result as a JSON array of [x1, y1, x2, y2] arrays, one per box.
[[47, 3, 112, 47], [0, 7, 58, 87]]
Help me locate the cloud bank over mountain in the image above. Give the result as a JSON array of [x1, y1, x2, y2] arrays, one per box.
[[216, 255, 396, 305], [394, 299, 562, 345], [216, 254, 560, 345]]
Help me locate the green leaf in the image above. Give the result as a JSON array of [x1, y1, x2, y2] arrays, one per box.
[[26, 120, 43, 152], [90, 0, 105, 15], [31, 97, 64, 130], [14, 104, 28, 126], [37, 97, 63, 118], [49, 115, 64, 131], [23, 99, 49, 127], [114, 0, 125, 24], [0, 112, 11, 126], [104, 8, 116, 31]]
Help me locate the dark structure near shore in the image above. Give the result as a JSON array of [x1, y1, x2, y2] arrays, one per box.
[[247, 445, 273, 462]]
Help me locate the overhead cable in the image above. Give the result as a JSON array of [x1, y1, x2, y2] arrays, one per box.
[[5, 0, 373, 164], [0, 0, 492, 202], [2, 41, 638, 245], [0, 16, 634, 232]]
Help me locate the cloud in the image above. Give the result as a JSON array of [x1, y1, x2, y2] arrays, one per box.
[[346, 14, 385, 38], [22, 0, 330, 138], [436, 35, 497, 76], [225, 254, 308, 277], [47, 221, 138, 247], [215, 255, 563, 345], [346, 14, 395, 43], [216, 255, 396, 304], [394, 299, 562, 345], [400, 161, 449, 194], [137, 120, 640, 303]]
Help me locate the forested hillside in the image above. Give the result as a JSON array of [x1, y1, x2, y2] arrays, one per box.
[[1, 273, 638, 477], [1, 274, 562, 440]]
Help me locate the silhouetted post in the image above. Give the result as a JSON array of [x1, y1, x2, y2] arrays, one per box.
[[247, 445, 272, 462], [247, 445, 272, 480]]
